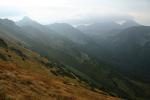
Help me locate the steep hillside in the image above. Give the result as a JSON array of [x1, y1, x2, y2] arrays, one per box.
[[0, 36, 122, 100], [77, 25, 150, 100], [106, 26, 150, 83], [46, 22, 109, 61]]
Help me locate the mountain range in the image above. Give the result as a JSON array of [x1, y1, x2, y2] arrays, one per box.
[[0, 17, 149, 100]]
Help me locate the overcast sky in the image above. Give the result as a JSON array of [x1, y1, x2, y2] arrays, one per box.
[[0, 0, 149, 25]]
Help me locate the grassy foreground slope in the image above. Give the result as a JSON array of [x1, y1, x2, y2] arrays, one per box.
[[0, 37, 122, 100]]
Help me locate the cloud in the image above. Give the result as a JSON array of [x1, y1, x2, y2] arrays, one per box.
[[0, 0, 149, 25]]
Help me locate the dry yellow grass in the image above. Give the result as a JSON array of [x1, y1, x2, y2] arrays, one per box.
[[0, 60, 123, 100]]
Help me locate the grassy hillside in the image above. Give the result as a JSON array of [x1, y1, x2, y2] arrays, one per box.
[[0, 36, 122, 100]]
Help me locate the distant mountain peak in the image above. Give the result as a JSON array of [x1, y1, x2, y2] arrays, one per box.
[[22, 16, 33, 21], [16, 16, 41, 27], [19, 16, 35, 24]]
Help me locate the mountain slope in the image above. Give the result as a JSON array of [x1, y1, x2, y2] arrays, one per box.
[[47, 23, 89, 45], [106, 26, 150, 83], [0, 34, 122, 100], [46, 22, 110, 62]]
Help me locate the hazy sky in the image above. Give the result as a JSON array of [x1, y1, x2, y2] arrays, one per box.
[[0, 0, 149, 25]]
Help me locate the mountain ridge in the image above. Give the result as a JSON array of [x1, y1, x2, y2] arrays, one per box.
[[0, 17, 149, 100]]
